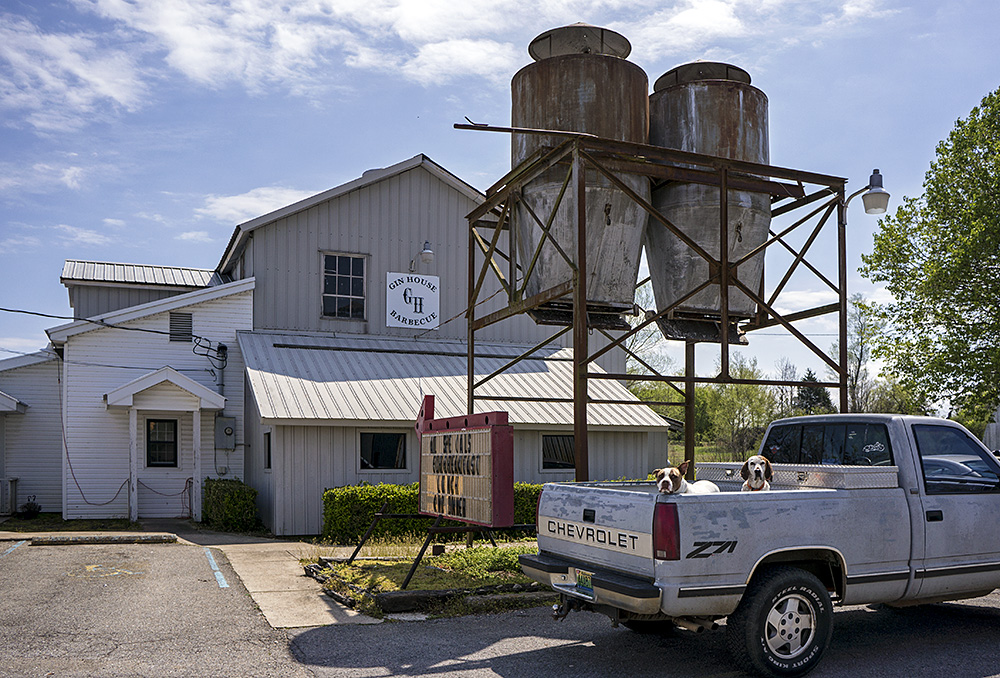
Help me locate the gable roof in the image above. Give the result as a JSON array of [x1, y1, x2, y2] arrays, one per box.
[[0, 389, 28, 414], [104, 366, 226, 410], [0, 350, 58, 373], [46, 278, 254, 343], [61, 260, 224, 288], [238, 331, 667, 429], [217, 154, 484, 274]]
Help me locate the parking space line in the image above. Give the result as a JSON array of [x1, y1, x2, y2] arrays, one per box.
[[204, 547, 229, 588], [1, 541, 26, 558]]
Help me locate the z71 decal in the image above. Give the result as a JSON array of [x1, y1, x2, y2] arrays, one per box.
[[686, 541, 737, 559]]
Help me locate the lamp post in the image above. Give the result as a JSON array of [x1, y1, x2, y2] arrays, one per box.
[[838, 169, 890, 412]]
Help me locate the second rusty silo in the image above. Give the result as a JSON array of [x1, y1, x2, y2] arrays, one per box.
[[511, 24, 649, 326], [646, 62, 770, 340]]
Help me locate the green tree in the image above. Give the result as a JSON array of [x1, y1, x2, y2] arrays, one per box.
[[868, 377, 931, 416], [829, 294, 880, 413], [707, 354, 776, 459], [860, 87, 1000, 420], [794, 368, 836, 414]]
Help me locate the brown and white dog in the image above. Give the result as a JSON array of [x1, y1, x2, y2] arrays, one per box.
[[740, 455, 773, 492], [654, 460, 720, 495]]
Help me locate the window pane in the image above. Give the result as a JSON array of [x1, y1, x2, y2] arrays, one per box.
[[844, 424, 892, 466], [352, 257, 364, 276], [762, 425, 801, 463], [913, 424, 999, 494], [801, 425, 824, 464], [336, 298, 352, 318], [338, 256, 351, 274], [360, 432, 406, 469], [323, 276, 337, 294], [543, 435, 575, 469], [324, 255, 337, 273], [147, 420, 177, 467], [337, 276, 351, 296], [349, 299, 365, 319], [322, 296, 338, 316], [822, 425, 846, 465], [351, 278, 364, 297]]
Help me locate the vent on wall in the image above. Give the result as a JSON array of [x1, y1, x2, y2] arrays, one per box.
[[169, 312, 193, 342]]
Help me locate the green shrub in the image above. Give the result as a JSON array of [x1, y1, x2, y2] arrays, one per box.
[[322, 482, 544, 545], [202, 478, 259, 532]]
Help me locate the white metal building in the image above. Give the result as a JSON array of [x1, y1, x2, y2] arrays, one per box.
[[5, 153, 668, 532]]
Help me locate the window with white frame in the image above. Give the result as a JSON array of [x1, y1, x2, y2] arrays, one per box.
[[147, 419, 178, 467], [360, 432, 406, 470], [322, 253, 366, 319]]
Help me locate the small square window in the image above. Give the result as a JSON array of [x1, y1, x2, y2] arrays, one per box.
[[543, 435, 575, 470], [147, 419, 178, 467], [360, 432, 406, 470], [322, 253, 365, 320]]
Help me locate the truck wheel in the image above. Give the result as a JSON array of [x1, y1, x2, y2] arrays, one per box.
[[725, 566, 833, 678]]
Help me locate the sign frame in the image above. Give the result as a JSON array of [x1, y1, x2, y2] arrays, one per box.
[[415, 395, 514, 528]]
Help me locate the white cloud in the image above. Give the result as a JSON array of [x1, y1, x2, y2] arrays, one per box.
[[53, 224, 115, 246], [401, 39, 522, 86], [0, 234, 43, 252], [195, 186, 318, 224], [177, 230, 214, 243], [0, 14, 148, 132], [103, 218, 126, 228]]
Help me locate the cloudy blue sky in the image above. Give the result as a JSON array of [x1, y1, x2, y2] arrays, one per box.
[[2, 0, 998, 379]]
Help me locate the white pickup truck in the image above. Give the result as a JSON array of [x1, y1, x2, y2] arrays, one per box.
[[519, 414, 1000, 677]]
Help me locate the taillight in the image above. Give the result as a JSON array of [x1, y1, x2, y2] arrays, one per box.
[[653, 502, 680, 561], [536, 488, 544, 528]]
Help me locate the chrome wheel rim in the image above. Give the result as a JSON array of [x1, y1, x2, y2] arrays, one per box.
[[765, 593, 816, 659]]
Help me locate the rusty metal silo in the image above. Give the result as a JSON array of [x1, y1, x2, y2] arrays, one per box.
[[511, 24, 649, 326], [646, 62, 770, 340]]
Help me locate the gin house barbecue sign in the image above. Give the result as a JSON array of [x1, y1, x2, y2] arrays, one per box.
[[415, 395, 514, 528]]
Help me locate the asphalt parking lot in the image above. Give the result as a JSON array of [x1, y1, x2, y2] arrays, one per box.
[[4, 537, 1000, 678], [0, 540, 310, 677]]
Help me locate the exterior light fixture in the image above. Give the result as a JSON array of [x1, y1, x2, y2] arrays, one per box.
[[844, 169, 890, 216], [861, 169, 890, 214], [409, 241, 435, 272]]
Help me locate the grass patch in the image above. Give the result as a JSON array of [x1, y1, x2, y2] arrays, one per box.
[[319, 544, 545, 618], [1, 512, 142, 533]]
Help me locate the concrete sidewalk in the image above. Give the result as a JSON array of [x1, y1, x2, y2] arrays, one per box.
[[0, 518, 380, 629]]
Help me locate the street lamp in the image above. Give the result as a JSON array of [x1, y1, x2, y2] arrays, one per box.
[[846, 169, 890, 214]]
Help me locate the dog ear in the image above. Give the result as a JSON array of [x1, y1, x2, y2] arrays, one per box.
[[763, 458, 773, 480], [678, 460, 690, 475], [740, 460, 750, 480]]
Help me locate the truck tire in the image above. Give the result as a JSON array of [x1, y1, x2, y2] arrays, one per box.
[[725, 566, 833, 678]]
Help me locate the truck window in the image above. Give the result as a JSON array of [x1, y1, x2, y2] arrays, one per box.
[[844, 424, 892, 465], [912, 424, 1000, 494], [763, 422, 892, 465], [762, 425, 801, 463]]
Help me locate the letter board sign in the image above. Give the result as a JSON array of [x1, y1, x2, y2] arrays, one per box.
[[414, 395, 514, 528]]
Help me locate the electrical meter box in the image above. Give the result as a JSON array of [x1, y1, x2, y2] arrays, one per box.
[[215, 416, 236, 451]]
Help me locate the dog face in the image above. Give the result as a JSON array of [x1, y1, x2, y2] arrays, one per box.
[[654, 460, 691, 494], [741, 455, 772, 490]]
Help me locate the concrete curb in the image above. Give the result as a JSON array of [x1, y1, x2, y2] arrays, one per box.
[[29, 533, 178, 546]]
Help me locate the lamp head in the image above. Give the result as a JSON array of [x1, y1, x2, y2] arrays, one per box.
[[419, 241, 434, 265], [862, 169, 890, 214]]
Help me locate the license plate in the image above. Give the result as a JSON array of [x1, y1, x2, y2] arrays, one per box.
[[575, 569, 593, 594]]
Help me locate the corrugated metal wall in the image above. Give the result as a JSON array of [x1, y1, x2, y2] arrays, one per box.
[[62, 290, 252, 518], [268, 423, 666, 536], [0, 359, 62, 514], [247, 165, 568, 347], [70, 286, 187, 320]]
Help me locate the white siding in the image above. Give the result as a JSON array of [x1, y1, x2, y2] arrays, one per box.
[[61, 290, 252, 519], [0, 359, 62, 514]]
